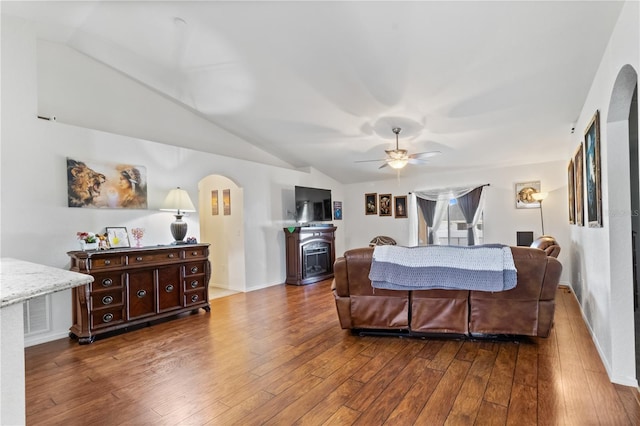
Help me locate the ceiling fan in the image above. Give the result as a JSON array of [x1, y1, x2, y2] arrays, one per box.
[[356, 127, 441, 169]]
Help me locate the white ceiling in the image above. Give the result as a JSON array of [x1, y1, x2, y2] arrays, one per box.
[[3, 1, 625, 183]]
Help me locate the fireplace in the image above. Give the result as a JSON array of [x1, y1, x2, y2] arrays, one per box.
[[284, 226, 337, 285], [303, 242, 330, 278]]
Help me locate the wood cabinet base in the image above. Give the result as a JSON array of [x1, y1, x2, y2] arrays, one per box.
[[68, 244, 211, 344]]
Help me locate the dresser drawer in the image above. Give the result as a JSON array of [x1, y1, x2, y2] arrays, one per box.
[[128, 249, 182, 265], [184, 262, 206, 277], [90, 289, 124, 308], [90, 273, 124, 291], [91, 307, 125, 329], [89, 255, 124, 270], [185, 289, 206, 307], [184, 247, 207, 259], [184, 277, 205, 291]]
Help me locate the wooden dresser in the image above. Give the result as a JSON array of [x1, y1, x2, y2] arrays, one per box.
[[67, 244, 211, 344]]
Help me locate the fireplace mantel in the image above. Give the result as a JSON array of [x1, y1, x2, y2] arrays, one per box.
[[283, 226, 337, 285]]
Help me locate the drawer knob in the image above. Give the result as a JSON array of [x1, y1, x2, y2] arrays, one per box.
[[190, 280, 198, 288], [104, 260, 111, 265], [102, 278, 113, 287], [102, 313, 114, 323], [168, 253, 175, 258], [192, 251, 198, 256], [102, 295, 113, 305], [136, 290, 147, 298], [136, 256, 143, 261], [191, 294, 199, 302], [190, 266, 198, 274], [165, 284, 174, 292]]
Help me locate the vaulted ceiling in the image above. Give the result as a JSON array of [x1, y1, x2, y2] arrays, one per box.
[[2, 1, 625, 183]]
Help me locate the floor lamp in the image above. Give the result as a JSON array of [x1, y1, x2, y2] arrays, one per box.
[[531, 192, 548, 236]]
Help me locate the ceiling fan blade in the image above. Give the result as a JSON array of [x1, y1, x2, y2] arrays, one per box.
[[355, 158, 387, 163], [407, 158, 430, 165], [378, 162, 389, 169], [409, 151, 441, 159]]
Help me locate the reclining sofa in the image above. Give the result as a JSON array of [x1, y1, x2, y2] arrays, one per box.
[[332, 245, 562, 338]]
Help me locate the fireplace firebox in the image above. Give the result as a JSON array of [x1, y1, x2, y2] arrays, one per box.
[[284, 226, 337, 285]]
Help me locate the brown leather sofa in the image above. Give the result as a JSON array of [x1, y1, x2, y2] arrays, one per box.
[[332, 246, 562, 338]]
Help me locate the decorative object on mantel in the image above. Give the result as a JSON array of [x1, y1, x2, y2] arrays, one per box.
[[131, 228, 145, 247], [515, 181, 541, 209], [77, 232, 99, 251], [161, 187, 196, 244]]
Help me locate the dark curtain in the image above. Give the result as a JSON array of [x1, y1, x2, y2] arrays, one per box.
[[457, 186, 484, 245], [416, 197, 437, 244]]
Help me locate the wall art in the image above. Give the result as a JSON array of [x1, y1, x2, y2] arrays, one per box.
[[394, 196, 407, 218], [211, 190, 219, 215], [223, 189, 231, 215], [585, 110, 602, 227], [379, 194, 392, 216], [574, 143, 585, 226], [333, 201, 342, 220], [106, 227, 130, 248], [67, 158, 147, 209], [365, 193, 377, 215], [568, 159, 576, 224], [515, 181, 541, 209]]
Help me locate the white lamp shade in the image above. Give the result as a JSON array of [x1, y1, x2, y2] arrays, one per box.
[[531, 192, 548, 202], [160, 187, 196, 213]]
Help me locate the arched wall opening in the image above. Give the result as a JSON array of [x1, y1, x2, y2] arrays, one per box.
[[606, 64, 638, 385], [198, 175, 246, 293]]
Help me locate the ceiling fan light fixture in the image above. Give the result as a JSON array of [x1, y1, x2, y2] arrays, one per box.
[[388, 158, 408, 169]]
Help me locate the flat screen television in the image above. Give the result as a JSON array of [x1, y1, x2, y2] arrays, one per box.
[[295, 185, 332, 223]]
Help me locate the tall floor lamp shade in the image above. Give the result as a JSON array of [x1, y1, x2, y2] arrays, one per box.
[[160, 187, 196, 244], [531, 192, 548, 236]]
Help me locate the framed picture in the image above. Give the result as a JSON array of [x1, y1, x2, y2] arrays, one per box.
[[574, 143, 585, 226], [394, 196, 407, 218], [515, 181, 541, 209], [379, 194, 392, 216], [106, 227, 130, 248], [365, 193, 377, 215], [333, 201, 342, 220], [568, 159, 576, 224], [66, 158, 147, 209], [585, 110, 602, 227], [223, 189, 231, 215], [211, 190, 219, 215]]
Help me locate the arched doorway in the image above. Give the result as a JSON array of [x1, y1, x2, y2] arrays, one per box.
[[606, 64, 638, 386], [198, 175, 246, 293]]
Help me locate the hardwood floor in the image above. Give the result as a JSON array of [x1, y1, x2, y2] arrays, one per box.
[[25, 281, 640, 425]]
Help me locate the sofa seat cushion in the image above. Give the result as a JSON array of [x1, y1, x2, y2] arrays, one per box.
[[411, 289, 468, 334]]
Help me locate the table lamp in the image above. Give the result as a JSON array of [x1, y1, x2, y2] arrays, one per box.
[[160, 187, 196, 244]]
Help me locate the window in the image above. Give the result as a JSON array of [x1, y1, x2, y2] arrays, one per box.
[[415, 185, 486, 246]]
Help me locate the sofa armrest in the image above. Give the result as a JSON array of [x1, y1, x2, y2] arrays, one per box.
[[540, 257, 563, 300], [333, 256, 349, 297]]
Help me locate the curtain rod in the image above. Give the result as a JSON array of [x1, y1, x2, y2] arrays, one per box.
[[408, 183, 490, 194]]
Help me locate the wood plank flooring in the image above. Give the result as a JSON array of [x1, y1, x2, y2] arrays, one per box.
[[25, 282, 640, 425]]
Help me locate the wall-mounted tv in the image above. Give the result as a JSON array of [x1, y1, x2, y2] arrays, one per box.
[[295, 185, 332, 223]]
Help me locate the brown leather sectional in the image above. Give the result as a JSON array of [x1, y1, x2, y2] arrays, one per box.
[[332, 246, 562, 338]]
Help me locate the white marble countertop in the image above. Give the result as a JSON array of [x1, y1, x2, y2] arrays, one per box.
[[0, 258, 94, 308]]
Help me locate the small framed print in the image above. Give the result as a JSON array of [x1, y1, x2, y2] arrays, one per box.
[[333, 201, 342, 220], [379, 194, 392, 216], [365, 193, 377, 215], [394, 196, 407, 218], [106, 227, 130, 248], [211, 190, 219, 215], [515, 181, 541, 209], [223, 189, 231, 215]]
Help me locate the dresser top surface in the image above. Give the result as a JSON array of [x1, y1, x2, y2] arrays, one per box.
[[68, 243, 210, 258]]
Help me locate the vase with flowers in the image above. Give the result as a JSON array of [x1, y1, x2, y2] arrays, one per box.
[[131, 228, 145, 248], [77, 232, 99, 251]]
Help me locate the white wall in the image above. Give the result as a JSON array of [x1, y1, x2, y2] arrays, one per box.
[[1, 15, 345, 346], [343, 161, 571, 284], [567, 1, 639, 386]]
